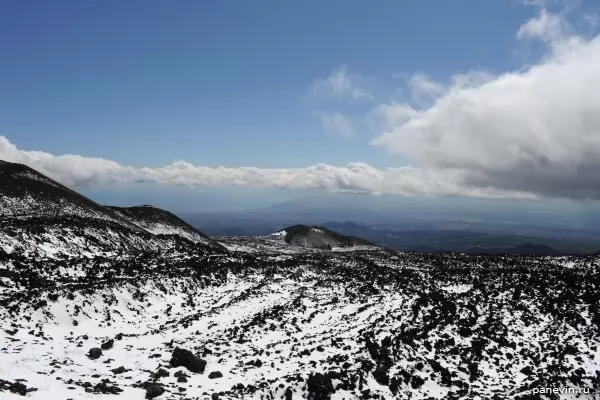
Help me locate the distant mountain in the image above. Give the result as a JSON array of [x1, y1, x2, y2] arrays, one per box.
[[510, 243, 558, 255], [322, 221, 366, 230], [0, 160, 224, 257], [321, 221, 375, 236], [276, 224, 375, 250], [466, 243, 559, 255]]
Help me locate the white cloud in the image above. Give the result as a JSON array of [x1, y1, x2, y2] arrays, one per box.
[[369, 103, 418, 131], [450, 70, 495, 89], [408, 73, 445, 103], [582, 13, 600, 30], [517, 9, 569, 42], [308, 65, 377, 101], [321, 112, 354, 136], [519, 0, 580, 9], [371, 10, 600, 200], [520, 0, 554, 7], [0, 136, 534, 199]]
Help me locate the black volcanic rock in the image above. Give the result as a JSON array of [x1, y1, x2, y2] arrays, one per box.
[[170, 347, 207, 373], [208, 371, 223, 379], [111, 366, 127, 374], [6, 381, 28, 396], [145, 384, 165, 399], [88, 348, 103, 359], [152, 368, 170, 380], [306, 372, 336, 400]]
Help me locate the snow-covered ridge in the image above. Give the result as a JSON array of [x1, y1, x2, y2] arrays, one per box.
[[106, 205, 220, 248], [0, 160, 224, 257]]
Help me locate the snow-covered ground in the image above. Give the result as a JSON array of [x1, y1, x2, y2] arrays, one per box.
[[2, 160, 599, 399], [2, 238, 599, 399]]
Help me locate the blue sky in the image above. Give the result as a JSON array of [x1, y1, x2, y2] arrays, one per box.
[[1, 0, 600, 211], [1, 0, 534, 168]]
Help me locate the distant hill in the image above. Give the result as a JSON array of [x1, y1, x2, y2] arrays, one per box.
[[322, 221, 367, 231], [467, 243, 559, 255], [510, 243, 558, 255], [275, 224, 375, 250]]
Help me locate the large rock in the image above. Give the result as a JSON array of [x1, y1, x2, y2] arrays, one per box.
[[111, 366, 127, 375], [170, 347, 207, 373], [88, 348, 103, 360], [306, 373, 335, 400], [145, 384, 165, 398], [208, 371, 223, 379]]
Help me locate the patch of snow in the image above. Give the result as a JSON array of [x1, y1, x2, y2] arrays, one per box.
[[440, 284, 473, 293]]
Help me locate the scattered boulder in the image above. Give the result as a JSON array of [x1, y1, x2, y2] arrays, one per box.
[[170, 347, 207, 373], [145, 384, 165, 399], [285, 387, 293, 400], [101, 339, 114, 350], [8, 381, 28, 396], [306, 373, 335, 400], [208, 371, 223, 379], [173, 370, 188, 378], [520, 366, 534, 375], [93, 379, 123, 394], [152, 368, 170, 380], [88, 348, 103, 360], [111, 366, 127, 375], [372, 366, 389, 385]]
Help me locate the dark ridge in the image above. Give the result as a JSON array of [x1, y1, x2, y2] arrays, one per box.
[[0, 160, 131, 223]]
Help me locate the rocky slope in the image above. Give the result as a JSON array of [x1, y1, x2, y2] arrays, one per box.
[[1, 162, 599, 400], [106, 205, 224, 251], [0, 161, 224, 258]]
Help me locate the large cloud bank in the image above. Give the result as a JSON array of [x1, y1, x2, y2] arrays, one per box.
[[0, 136, 532, 199], [371, 9, 600, 200]]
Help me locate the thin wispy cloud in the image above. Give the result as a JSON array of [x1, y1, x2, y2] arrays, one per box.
[[320, 112, 354, 136], [307, 65, 377, 101], [517, 8, 569, 42]]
